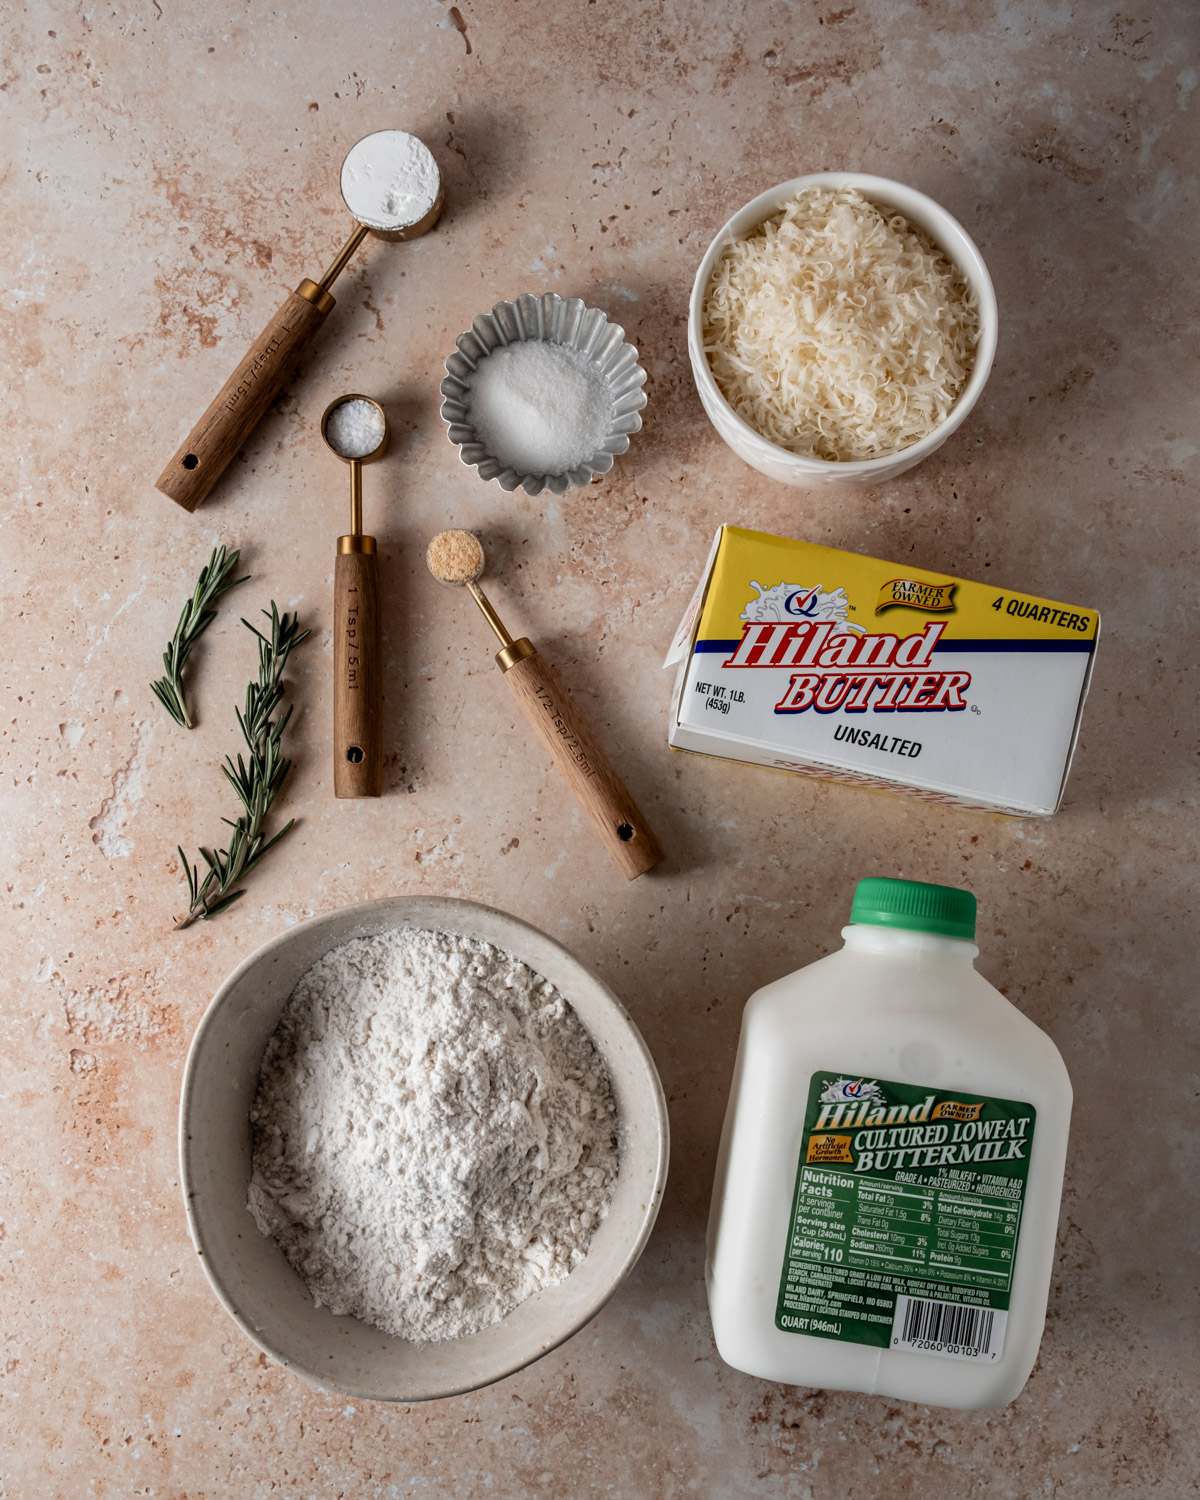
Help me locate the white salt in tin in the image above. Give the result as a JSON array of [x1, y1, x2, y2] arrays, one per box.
[[440, 293, 648, 496]]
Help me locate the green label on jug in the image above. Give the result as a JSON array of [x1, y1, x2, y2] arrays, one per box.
[[775, 1072, 1036, 1362]]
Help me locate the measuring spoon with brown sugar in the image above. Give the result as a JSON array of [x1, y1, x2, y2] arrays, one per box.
[[427, 529, 666, 881]]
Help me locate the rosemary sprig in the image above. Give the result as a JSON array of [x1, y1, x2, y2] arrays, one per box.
[[151, 544, 249, 728], [175, 604, 310, 929]]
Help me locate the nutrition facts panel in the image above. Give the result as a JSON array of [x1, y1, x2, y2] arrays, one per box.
[[792, 1168, 1021, 1292], [776, 1072, 1036, 1351]]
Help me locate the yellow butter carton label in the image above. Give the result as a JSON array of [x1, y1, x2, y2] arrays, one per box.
[[666, 527, 1100, 816]]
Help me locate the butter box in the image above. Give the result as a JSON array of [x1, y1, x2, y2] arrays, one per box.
[[665, 527, 1100, 816]]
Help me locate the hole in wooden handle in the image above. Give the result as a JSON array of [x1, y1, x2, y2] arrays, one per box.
[[616, 822, 634, 842], [346, 745, 364, 763], [182, 453, 200, 470]]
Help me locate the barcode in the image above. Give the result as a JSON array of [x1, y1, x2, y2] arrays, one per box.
[[891, 1295, 1007, 1362]]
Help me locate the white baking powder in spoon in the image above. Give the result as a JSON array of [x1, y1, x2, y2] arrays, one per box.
[[247, 927, 618, 1344], [340, 130, 440, 232]]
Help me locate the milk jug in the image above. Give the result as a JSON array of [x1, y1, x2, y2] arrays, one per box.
[[706, 877, 1071, 1409]]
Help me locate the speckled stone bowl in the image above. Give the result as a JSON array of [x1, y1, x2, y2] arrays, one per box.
[[179, 895, 669, 1402], [440, 293, 648, 496]]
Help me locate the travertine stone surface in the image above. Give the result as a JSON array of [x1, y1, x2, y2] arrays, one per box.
[[3, 1, 1197, 1494]]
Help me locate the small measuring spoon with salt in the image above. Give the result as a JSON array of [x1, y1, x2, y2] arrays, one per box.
[[321, 395, 389, 799]]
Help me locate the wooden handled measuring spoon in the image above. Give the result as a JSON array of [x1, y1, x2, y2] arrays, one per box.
[[323, 395, 389, 798], [426, 530, 666, 880], [157, 131, 442, 513]]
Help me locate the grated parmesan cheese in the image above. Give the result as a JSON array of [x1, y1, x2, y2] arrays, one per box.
[[703, 187, 979, 463]]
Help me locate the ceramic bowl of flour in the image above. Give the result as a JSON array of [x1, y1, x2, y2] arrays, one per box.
[[179, 895, 669, 1402]]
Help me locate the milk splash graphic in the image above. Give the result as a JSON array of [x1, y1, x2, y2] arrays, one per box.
[[742, 581, 865, 634], [819, 1077, 886, 1107]]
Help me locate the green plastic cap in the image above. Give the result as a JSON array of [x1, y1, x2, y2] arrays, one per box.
[[850, 877, 976, 941]]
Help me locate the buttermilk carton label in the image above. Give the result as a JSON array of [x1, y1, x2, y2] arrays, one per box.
[[665, 527, 1100, 815]]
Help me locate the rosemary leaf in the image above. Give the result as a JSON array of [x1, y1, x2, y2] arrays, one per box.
[[151, 545, 249, 729], [174, 604, 310, 930]]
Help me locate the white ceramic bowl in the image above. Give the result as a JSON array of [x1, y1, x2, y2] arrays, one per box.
[[688, 172, 998, 487], [179, 895, 669, 1401]]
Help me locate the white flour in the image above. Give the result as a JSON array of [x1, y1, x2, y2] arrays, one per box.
[[247, 928, 619, 1343], [340, 130, 440, 231]]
